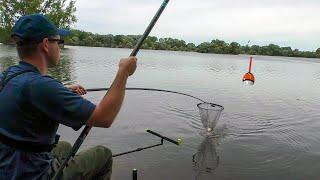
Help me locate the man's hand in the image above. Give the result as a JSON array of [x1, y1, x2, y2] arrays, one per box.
[[67, 85, 87, 95], [118, 56, 137, 77]]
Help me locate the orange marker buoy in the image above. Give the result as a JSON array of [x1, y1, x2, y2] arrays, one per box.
[[243, 56, 255, 85]]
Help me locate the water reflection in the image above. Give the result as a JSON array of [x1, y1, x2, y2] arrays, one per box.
[[0, 56, 18, 72], [192, 136, 220, 180], [47, 53, 76, 85]]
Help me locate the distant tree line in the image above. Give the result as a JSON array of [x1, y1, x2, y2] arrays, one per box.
[[65, 30, 320, 58]]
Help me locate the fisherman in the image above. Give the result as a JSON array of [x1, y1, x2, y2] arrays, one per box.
[[0, 14, 137, 179]]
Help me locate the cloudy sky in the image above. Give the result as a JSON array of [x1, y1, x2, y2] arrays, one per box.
[[74, 0, 320, 51]]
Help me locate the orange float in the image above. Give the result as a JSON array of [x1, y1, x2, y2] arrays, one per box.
[[243, 56, 255, 85]]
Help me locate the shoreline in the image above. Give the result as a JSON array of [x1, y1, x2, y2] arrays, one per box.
[[1, 43, 319, 60], [64, 44, 320, 60]]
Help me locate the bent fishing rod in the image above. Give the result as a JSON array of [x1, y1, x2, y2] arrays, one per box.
[[87, 87, 206, 102], [53, 0, 170, 179]]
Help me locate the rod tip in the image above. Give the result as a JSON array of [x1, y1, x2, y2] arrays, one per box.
[[177, 138, 183, 145]]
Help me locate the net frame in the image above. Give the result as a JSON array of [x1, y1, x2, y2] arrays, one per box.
[[197, 103, 224, 134]]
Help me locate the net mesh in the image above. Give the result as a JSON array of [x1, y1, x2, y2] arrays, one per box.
[[192, 137, 220, 179], [197, 103, 224, 134]]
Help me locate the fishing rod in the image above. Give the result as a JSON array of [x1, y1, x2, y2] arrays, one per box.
[[53, 0, 170, 179], [87, 87, 206, 103]]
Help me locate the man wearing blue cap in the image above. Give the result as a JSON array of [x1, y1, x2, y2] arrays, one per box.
[[0, 14, 137, 179]]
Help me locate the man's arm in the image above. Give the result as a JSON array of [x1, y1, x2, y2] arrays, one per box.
[[87, 56, 137, 128]]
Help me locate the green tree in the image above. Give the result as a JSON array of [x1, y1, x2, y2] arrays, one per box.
[[196, 42, 211, 53], [281, 47, 293, 57], [0, 0, 77, 43], [316, 48, 320, 58], [210, 39, 228, 54], [229, 42, 241, 55], [267, 44, 282, 56], [248, 45, 260, 55], [186, 43, 196, 51], [241, 45, 251, 54]]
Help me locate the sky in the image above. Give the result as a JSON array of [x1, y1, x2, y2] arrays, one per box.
[[74, 0, 320, 51]]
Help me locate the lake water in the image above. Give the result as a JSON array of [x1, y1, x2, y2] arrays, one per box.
[[1, 45, 320, 180]]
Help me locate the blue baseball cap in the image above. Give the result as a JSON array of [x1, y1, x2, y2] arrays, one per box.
[[11, 14, 70, 42]]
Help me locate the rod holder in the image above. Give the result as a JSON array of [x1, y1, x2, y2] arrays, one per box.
[[146, 129, 183, 146]]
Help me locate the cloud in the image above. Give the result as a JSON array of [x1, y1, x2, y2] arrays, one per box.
[[74, 0, 320, 50]]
